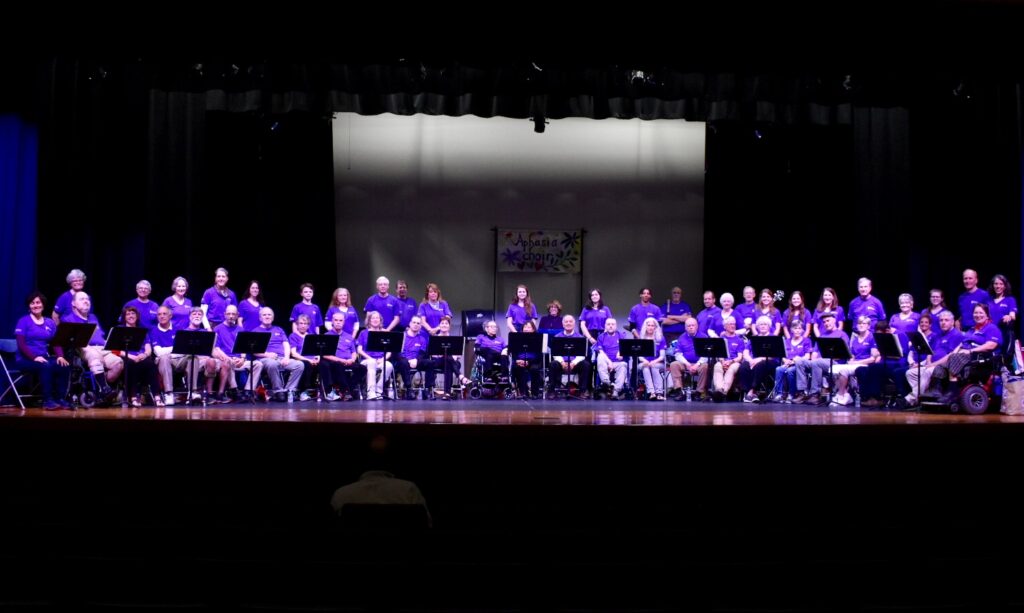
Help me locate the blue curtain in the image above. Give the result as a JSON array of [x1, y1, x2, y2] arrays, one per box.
[[0, 115, 37, 335]]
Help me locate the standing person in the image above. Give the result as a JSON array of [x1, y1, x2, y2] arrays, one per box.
[[922, 288, 947, 322], [418, 283, 453, 336], [812, 287, 845, 337], [327, 287, 361, 337], [661, 286, 693, 344], [13, 291, 70, 409], [735, 286, 758, 333], [627, 288, 664, 339], [364, 277, 400, 332], [121, 280, 159, 330], [781, 290, 813, 339], [290, 283, 323, 335], [987, 274, 1017, 346], [201, 267, 237, 330], [957, 269, 990, 330], [579, 288, 613, 344], [52, 269, 88, 324], [695, 291, 721, 337], [505, 284, 538, 334], [238, 280, 266, 331], [752, 288, 783, 336], [394, 280, 418, 334], [163, 277, 194, 331], [848, 277, 886, 329], [538, 300, 564, 337], [888, 293, 920, 337], [707, 292, 738, 338]]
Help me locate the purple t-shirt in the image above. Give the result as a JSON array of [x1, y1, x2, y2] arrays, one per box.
[[53, 290, 78, 321], [579, 306, 613, 336], [288, 332, 309, 356], [628, 303, 664, 332], [325, 306, 360, 335], [813, 329, 851, 364], [708, 309, 738, 337], [63, 311, 105, 346], [721, 334, 747, 360], [661, 300, 693, 334], [214, 322, 243, 357], [505, 303, 539, 331], [357, 330, 386, 359], [258, 325, 289, 356], [553, 330, 585, 362], [364, 294, 400, 327], [782, 308, 813, 332], [122, 298, 159, 330], [149, 325, 176, 352], [238, 299, 263, 331], [641, 337, 667, 360], [960, 322, 1003, 351], [14, 315, 57, 359], [849, 333, 877, 361], [675, 332, 701, 363], [812, 307, 846, 330], [931, 328, 964, 362], [327, 330, 357, 360], [418, 301, 453, 330], [395, 297, 418, 328], [290, 302, 323, 330], [696, 306, 722, 336], [784, 336, 813, 361], [162, 296, 193, 331], [752, 307, 784, 333], [888, 312, 921, 337], [989, 297, 1017, 323], [958, 288, 991, 323], [734, 303, 758, 330], [202, 287, 237, 324], [596, 331, 625, 362], [848, 296, 886, 327], [400, 330, 431, 360], [474, 333, 507, 354]]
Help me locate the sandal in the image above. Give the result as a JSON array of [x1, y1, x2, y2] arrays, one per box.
[[154, 395, 166, 408]]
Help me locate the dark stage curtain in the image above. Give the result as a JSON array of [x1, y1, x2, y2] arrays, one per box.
[[0, 115, 38, 331]]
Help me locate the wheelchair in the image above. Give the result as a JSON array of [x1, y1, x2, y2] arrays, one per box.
[[467, 355, 514, 400], [920, 352, 1002, 415], [66, 357, 114, 408]]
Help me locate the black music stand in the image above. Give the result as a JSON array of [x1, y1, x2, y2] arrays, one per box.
[[508, 332, 545, 397], [232, 331, 271, 404], [428, 335, 465, 397], [105, 326, 150, 408], [299, 334, 340, 401], [172, 330, 216, 406], [53, 322, 97, 408], [908, 331, 934, 408], [549, 336, 588, 400], [815, 336, 852, 405], [750, 336, 785, 359], [366, 331, 404, 400], [619, 339, 656, 398]]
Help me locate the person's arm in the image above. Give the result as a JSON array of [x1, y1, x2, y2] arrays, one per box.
[[201, 303, 211, 330]]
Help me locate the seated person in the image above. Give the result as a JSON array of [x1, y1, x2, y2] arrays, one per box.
[[942, 303, 1002, 403], [904, 310, 962, 406], [827, 316, 880, 406], [120, 306, 162, 407], [357, 311, 395, 401], [856, 320, 912, 408], [739, 316, 780, 403], [62, 291, 122, 399], [510, 320, 543, 399], [668, 318, 709, 400], [321, 312, 365, 401], [474, 320, 509, 381], [394, 315, 433, 400], [637, 316, 667, 400], [288, 314, 321, 401], [798, 311, 850, 406], [711, 316, 747, 400], [548, 314, 592, 399], [14, 291, 70, 409], [773, 319, 813, 403], [254, 307, 305, 401], [212, 305, 264, 401], [595, 318, 629, 399]]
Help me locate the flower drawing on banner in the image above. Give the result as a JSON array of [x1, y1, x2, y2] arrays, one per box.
[[560, 231, 580, 249], [500, 248, 522, 268]]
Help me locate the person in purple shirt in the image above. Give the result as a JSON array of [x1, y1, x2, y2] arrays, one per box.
[[752, 288, 783, 336], [987, 274, 1017, 347], [660, 286, 693, 344], [320, 312, 364, 401], [254, 307, 305, 400], [668, 318, 708, 400], [510, 320, 544, 399], [505, 284, 539, 333], [152, 305, 202, 405], [357, 311, 396, 400], [711, 316, 747, 400], [772, 319, 812, 403], [201, 267, 237, 330], [418, 283, 453, 335], [429, 316, 466, 400], [364, 276, 401, 331], [813, 287, 845, 337], [212, 305, 263, 402], [52, 268, 87, 324], [182, 307, 232, 403], [848, 277, 886, 330], [62, 291, 122, 398], [548, 314, 592, 399], [595, 318, 628, 399], [238, 280, 266, 332], [120, 279, 159, 330], [781, 291, 813, 340], [922, 288, 947, 323], [627, 288, 664, 339], [740, 316, 780, 403], [394, 315, 434, 400], [580, 288, 613, 345], [695, 291, 721, 338], [13, 291, 70, 409], [957, 269, 991, 331], [826, 315, 880, 406], [474, 320, 509, 384], [394, 280, 418, 333], [943, 304, 1003, 402], [288, 314, 320, 401], [637, 317, 667, 400], [707, 292, 738, 338], [888, 293, 920, 337], [290, 283, 323, 335], [326, 287, 360, 337], [799, 310, 850, 406], [734, 286, 758, 334], [904, 310, 962, 406], [163, 276, 194, 331], [537, 300, 564, 338], [119, 306, 162, 407], [857, 320, 912, 408]]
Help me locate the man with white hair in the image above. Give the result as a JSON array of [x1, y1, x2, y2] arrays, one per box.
[[254, 307, 304, 401], [364, 276, 400, 331], [62, 291, 122, 397]]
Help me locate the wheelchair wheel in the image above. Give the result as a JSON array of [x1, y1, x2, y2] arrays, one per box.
[[80, 390, 97, 409], [958, 384, 990, 415], [504, 389, 515, 400], [468, 385, 482, 400]]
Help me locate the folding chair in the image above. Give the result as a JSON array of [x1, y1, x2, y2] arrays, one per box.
[[0, 339, 28, 409]]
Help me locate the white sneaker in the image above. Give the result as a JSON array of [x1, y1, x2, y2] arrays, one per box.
[[299, 391, 311, 402], [326, 391, 341, 401], [163, 393, 175, 406]]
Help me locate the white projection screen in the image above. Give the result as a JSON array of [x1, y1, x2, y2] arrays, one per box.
[[333, 113, 705, 334]]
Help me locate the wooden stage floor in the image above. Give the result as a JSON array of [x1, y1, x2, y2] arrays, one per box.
[[3, 397, 1022, 426]]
